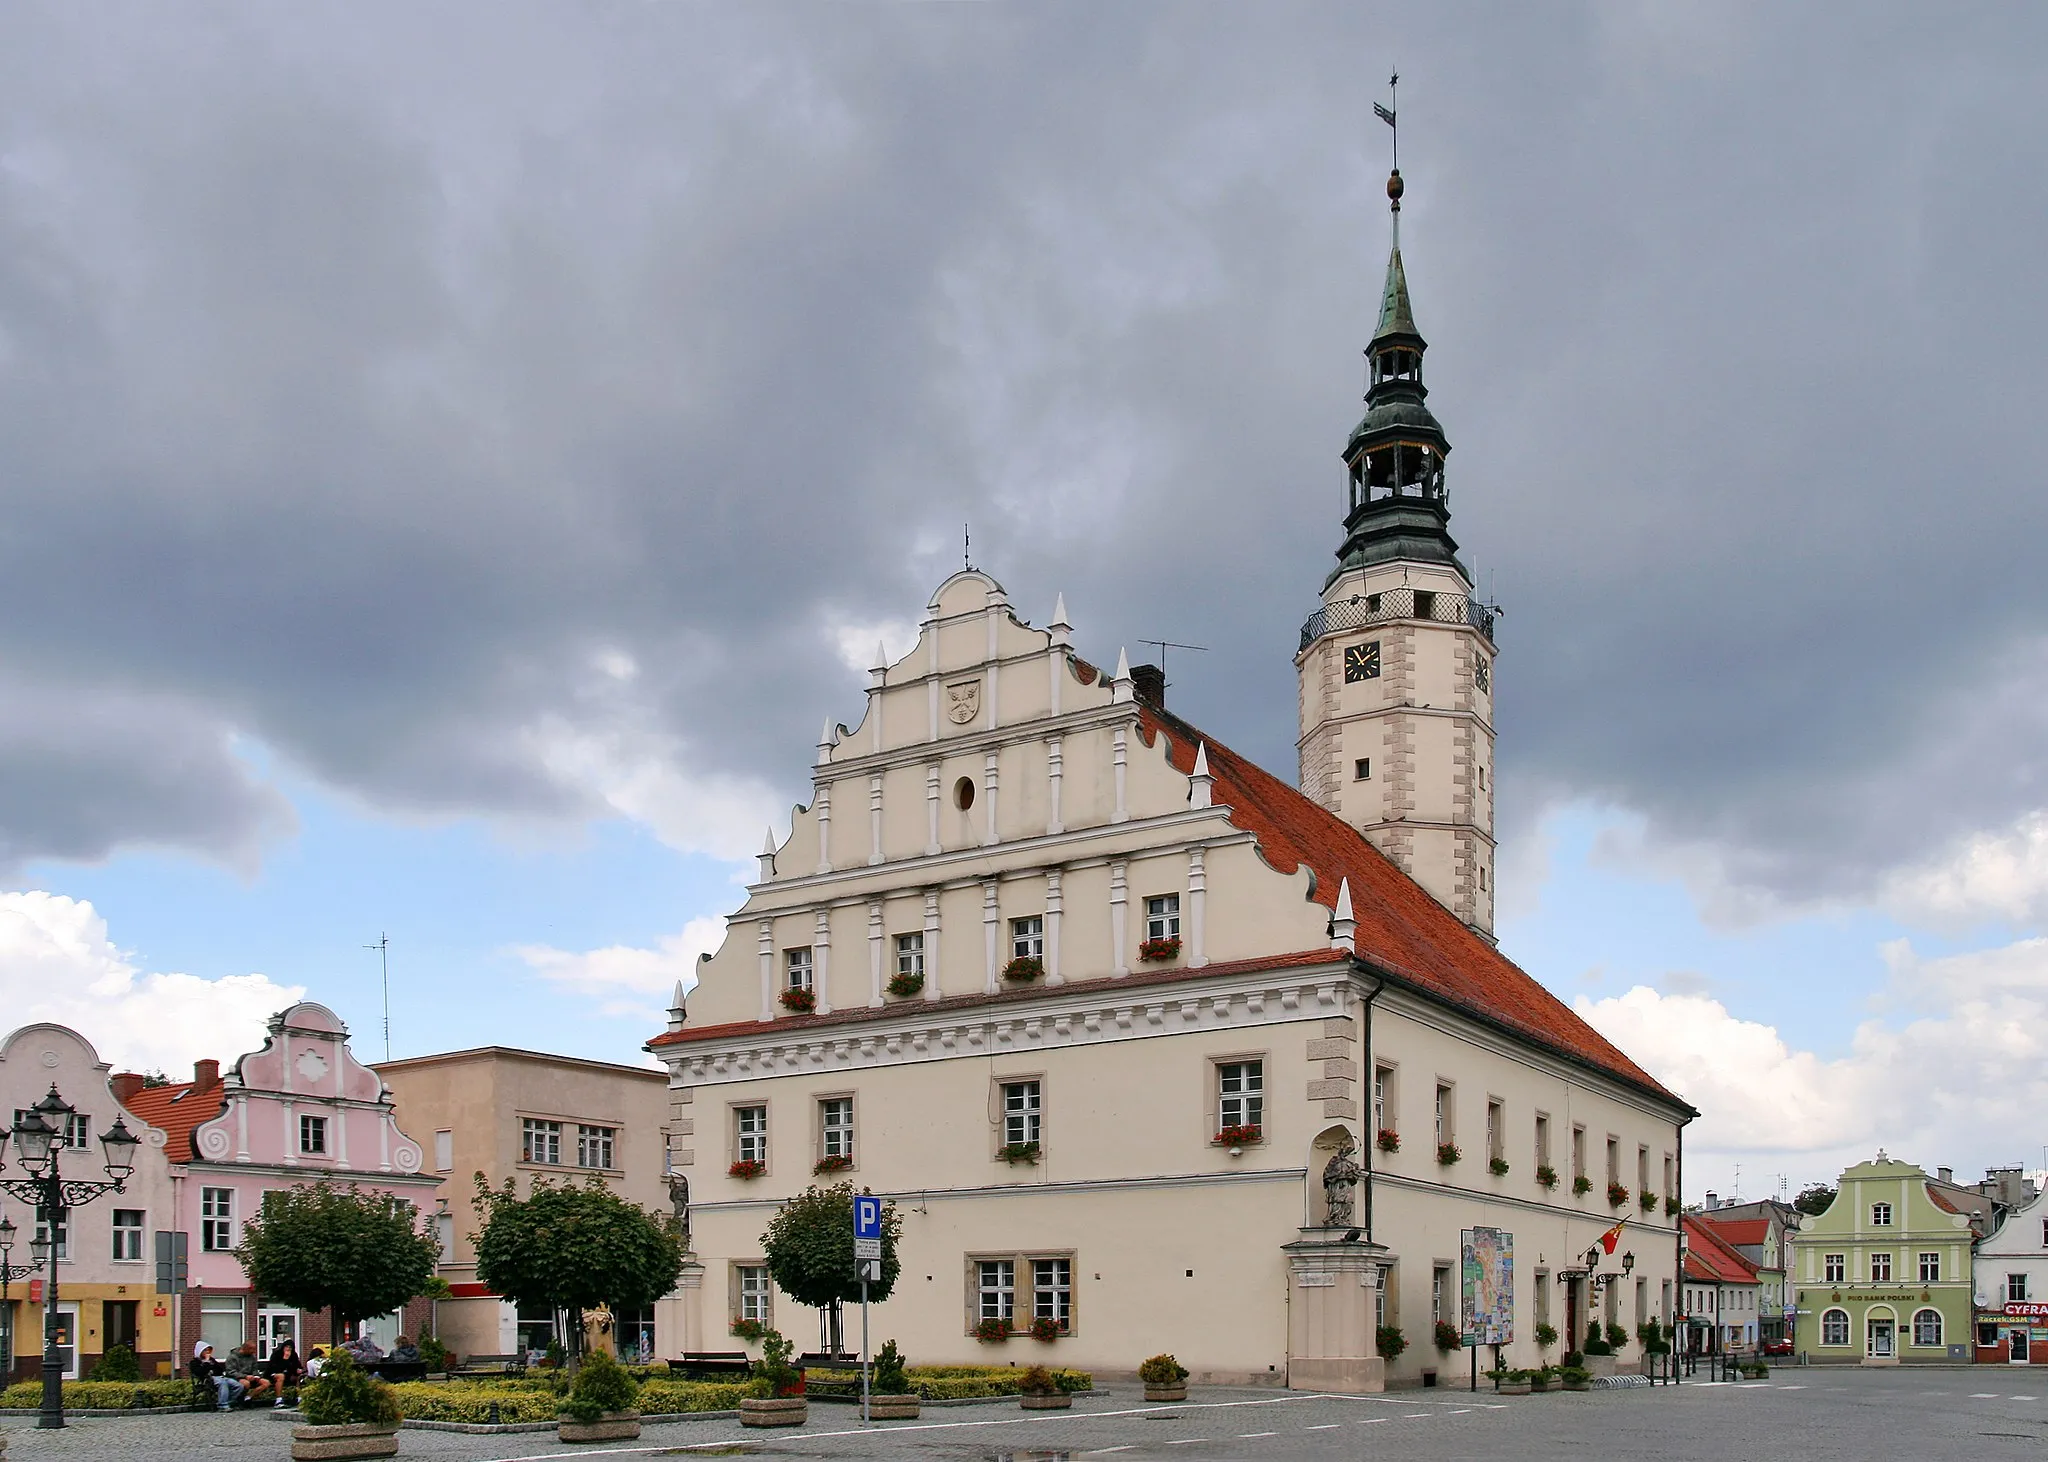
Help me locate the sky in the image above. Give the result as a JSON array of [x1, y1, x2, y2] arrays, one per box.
[[4, 1, 2048, 1202]]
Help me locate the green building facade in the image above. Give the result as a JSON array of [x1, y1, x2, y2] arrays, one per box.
[[1789, 1155, 1975, 1364]]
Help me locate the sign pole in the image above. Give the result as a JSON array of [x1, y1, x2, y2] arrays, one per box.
[[860, 1275, 870, 1423], [852, 1194, 882, 1424]]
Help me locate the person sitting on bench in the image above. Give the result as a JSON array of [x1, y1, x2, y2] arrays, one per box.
[[225, 1341, 275, 1402], [193, 1342, 243, 1410]]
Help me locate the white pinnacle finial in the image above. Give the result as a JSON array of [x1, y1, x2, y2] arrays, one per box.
[[1051, 592, 1070, 628], [1332, 878, 1357, 954], [1189, 743, 1214, 808], [762, 827, 778, 856], [872, 640, 888, 672], [1334, 878, 1354, 921], [1112, 647, 1133, 703], [757, 828, 779, 882], [665, 979, 688, 1032], [818, 718, 835, 750]]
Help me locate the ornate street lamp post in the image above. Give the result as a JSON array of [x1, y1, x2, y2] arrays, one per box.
[[0, 1215, 42, 1381], [0, 1085, 141, 1428]]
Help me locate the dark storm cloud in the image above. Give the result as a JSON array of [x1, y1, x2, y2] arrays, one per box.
[[1, 2, 2043, 898]]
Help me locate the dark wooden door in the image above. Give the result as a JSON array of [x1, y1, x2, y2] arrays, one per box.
[[104, 1300, 139, 1355]]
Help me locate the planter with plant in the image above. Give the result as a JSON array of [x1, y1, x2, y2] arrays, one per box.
[[1665, 1196, 1680, 1216], [1137, 936, 1182, 962], [1214, 1124, 1261, 1151], [1488, 1157, 1510, 1176], [1604, 1322, 1628, 1353], [728, 1158, 765, 1180], [1535, 1164, 1558, 1190], [1436, 1141, 1461, 1167], [996, 1141, 1041, 1165], [1139, 1353, 1189, 1402], [1002, 955, 1044, 983], [731, 1317, 766, 1342], [886, 971, 925, 999], [1028, 1316, 1064, 1342], [779, 987, 816, 1014], [813, 1155, 854, 1176], [1377, 1129, 1401, 1154], [867, 1340, 920, 1419], [1742, 1360, 1770, 1379], [1559, 1365, 1591, 1391], [1017, 1365, 1071, 1410], [974, 1316, 1014, 1343], [558, 1349, 641, 1442], [1534, 1322, 1558, 1354], [1637, 1319, 1669, 1356], [292, 1351, 401, 1461], [1434, 1321, 1462, 1354], [1530, 1365, 1557, 1392], [1573, 1175, 1593, 1196], [1580, 1321, 1616, 1377], [1375, 1325, 1407, 1362], [1497, 1368, 1532, 1395], [739, 1329, 806, 1428], [1606, 1182, 1630, 1208], [1639, 1190, 1657, 1213]]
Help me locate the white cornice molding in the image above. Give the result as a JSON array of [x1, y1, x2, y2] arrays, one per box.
[[659, 963, 1358, 1088], [1371, 1167, 1681, 1235], [693, 1162, 1311, 1215], [816, 698, 1133, 783]]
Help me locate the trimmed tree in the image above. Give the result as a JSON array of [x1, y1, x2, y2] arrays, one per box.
[[760, 1184, 902, 1354], [1792, 1183, 1837, 1217], [235, 1181, 441, 1340], [471, 1174, 687, 1355]]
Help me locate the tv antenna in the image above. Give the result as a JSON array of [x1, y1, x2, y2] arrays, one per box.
[[1138, 639, 1208, 692], [364, 933, 391, 1060]]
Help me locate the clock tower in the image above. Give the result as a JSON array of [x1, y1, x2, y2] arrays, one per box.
[[1295, 165, 1497, 938]]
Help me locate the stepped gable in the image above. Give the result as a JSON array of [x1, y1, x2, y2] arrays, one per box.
[[1136, 701, 1679, 1105], [120, 1066, 228, 1162]]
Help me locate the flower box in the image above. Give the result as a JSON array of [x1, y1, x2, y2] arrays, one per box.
[[558, 1410, 641, 1442], [1573, 1175, 1593, 1196], [290, 1423, 399, 1461], [1436, 1141, 1461, 1167], [1137, 936, 1182, 962], [728, 1159, 765, 1180], [1028, 1316, 1064, 1342], [974, 1317, 1013, 1343], [1002, 955, 1045, 982], [997, 1141, 1041, 1165], [1639, 1191, 1658, 1213], [1020, 1393, 1072, 1410], [1377, 1128, 1401, 1153], [1536, 1164, 1559, 1190], [731, 1317, 765, 1341], [1489, 1157, 1510, 1176], [1214, 1124, 1262, 1149], [813, 1155, 854, 1176], [886, 971, 925, 999], [1664, 1196, 1680, 1216], [778, 987, 816, 1014], [1607, 1182, 1631, 1208], [1145, 1383, 1188, 1402]]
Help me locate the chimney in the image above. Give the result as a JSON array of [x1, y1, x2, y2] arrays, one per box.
[[1130, 664, 1165, 706], [1938, 1167, 1953, 1184], [194, 1059, 220, 1089], [1704, 1190, 1718, 1210], [109, 1073, 147, 1106]]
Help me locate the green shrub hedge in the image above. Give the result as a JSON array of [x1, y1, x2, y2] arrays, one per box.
[[390, 1376, 763, 1423], [0, 1379, 192, 1409]]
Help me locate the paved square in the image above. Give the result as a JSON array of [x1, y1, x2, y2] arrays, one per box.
[[2, 1371, 2045, 1459]]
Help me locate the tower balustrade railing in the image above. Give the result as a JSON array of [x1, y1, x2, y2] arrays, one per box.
[[1298, 589, 1496, 652]]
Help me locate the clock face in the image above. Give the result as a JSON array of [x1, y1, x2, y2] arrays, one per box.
[[1343, 641, 1381, 683], [1474, 657, 1490, 692]]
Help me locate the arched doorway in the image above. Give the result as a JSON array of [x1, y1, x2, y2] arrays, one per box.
[[1865, 1306, 1897, 1365]]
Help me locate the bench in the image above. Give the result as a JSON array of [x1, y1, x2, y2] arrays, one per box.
[[366, 1360, 427, 1383], [449, 1353, 526, 1378], [668, 1351, 755, 1381]]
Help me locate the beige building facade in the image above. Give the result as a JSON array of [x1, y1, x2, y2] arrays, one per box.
[[373, 1047, 681, 1362], [648, 181, 1691, 1385]]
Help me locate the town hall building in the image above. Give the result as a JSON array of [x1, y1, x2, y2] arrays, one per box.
[[647, 167, 1694, 1387]]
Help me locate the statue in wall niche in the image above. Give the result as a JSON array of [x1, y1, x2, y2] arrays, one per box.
[[666, 1172, 691, 1250], [1321, 1139, 1364, 1228]]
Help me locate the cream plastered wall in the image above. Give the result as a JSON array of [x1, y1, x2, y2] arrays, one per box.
[[660, 570, 1680, 1381]]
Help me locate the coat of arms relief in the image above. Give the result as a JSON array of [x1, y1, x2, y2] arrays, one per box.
[[946, 680, 982, 724]]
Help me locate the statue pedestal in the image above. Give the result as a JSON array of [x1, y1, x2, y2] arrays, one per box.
[[1283, 1229, 1390, 1393]]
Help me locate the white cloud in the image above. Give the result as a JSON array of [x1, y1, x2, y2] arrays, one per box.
[[1884, 810, 2048, 928], [523, 715, 777, 863], [1576, 937, 2048, 1197], [825, 615, 919, 678], [0, 891, 304, 1077], [512, 915, 726, 1021]]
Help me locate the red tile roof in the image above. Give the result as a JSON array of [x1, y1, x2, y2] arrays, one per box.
[[120, 1074, 227, 1163], [1695, 1216, 1770, 1247], [648, 948, 1347, 1049], [1682, 1216, 1761, 1284], [1137, 705, 1680, 1104], [1927, 1186, 1961, 1214]]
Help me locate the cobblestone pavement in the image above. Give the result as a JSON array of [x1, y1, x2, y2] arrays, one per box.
[[2, 1370, 2045, 1460]]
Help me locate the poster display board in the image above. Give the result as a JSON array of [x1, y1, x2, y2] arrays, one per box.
[[1460, 1226, 1514, 1346]]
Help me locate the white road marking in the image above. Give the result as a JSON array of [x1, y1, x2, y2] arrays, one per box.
[[1356, 1417, 1388, 1424], [1972, 1393, 2000, 1398], [1085, 1449, 1135, 1456], [1238, 1432, 1277, 1438], [1404, 1411, 1431, 1417], [1166, 1439, 1209, 1446], [2010, 1395, 2036, 1401], [1305, 1422, 1341, 1429]]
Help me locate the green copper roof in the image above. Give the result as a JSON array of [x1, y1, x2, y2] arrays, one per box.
[[1373, 246, 1419, 342]]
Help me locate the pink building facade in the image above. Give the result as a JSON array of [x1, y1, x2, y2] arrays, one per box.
[[127, 1003, 441, 1362]]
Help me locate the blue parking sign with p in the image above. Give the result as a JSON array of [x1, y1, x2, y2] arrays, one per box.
[[854, 1195, 882, 1239]]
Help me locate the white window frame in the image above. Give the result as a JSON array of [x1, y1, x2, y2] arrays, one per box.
[[1870, 1252, 1892, 1283], [785, 946, 814, 992], [1824, 1253, 1845, 1284], [1870, 1202, 1893, 1226], [1217, 1060, 1263, 1132], [1144, 894, 1181, 941], [201, 1187, 234, 1252], [1821, 1308, 1851, 1347], [1001, 1081, 1041, 1148], [577, 1124, 616, 1170], [1010, 917, 1043, 961], [111, 1208, 145, 1263], [1032, 1257, 1072, 1330], [977, 1259, 1015, 1323], [299, 1114, 327, 1155], [521, 1118, 562, 1165], [819, 1097, 855, 1162], [895, 933, 925, 979], [63, 1114, 90, 1150], [1918, 1251, 1940, 1283], [2010, 1273, 2031, 1303], [737, 1265, 772, 1324], [1912, 1308, 1942, 1347], [734, 1105, 768, 1167]]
